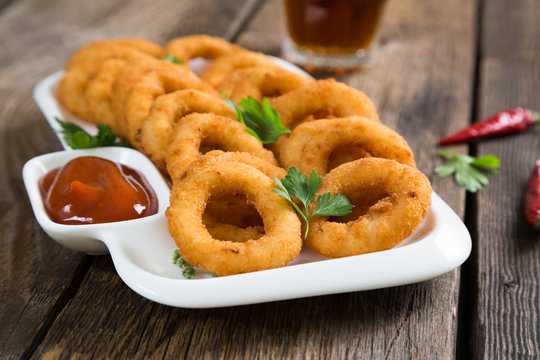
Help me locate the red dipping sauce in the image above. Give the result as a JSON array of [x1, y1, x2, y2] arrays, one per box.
[[39, 156, 158, 225]]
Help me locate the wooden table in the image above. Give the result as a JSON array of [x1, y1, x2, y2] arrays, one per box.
[[1, 0, 538, 358]]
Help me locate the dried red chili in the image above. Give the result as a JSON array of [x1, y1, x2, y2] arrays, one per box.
[[525, 160, 540, 230], [438, 107, 540, 145]]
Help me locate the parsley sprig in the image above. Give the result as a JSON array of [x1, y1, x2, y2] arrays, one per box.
[[223, 95, 290, 143], [55, 117, 127, 149], [273, 167, 354, 238], [435, 150, 500, 192], [172, 249, 196, 279], [163, 53, 184, 65]]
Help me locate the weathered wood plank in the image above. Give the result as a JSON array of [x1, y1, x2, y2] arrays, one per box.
[[30, 257, 208, 359], [183, 0, 475, 358], [472, 0, 540, 357], [0, 0, 261, 359]]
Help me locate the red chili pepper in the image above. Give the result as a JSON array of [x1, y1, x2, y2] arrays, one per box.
[[438, 107, 540, 145], [525, 160, 540, 230]]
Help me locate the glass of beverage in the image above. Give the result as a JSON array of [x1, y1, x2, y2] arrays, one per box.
[[281, 0, 387, 73]]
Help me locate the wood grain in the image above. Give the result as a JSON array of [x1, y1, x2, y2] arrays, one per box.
[[0, 0, 262, 359], [212, 0, 477, 358], [471, 0, 540, 357], [0, 0, 508, 358]]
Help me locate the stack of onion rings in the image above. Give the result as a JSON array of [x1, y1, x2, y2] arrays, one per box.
[[59, 41, 162, 122], [57, 35, 432, 276], [120, 66, 218, 146], [139, 89, 236, 171]]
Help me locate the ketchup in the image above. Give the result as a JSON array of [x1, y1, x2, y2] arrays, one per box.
[[39, 156, 158, 224]]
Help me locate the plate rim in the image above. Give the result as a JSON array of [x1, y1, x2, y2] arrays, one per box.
[[30, 66, 472, 308]]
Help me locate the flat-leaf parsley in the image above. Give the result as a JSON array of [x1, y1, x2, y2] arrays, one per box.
[[223, 94, 290, 144], [55, 117, 127, 149], [436, 150, 500, 192], [273, 167, 353, 238]]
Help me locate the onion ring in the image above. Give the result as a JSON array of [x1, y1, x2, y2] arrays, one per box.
[[268, 79, 380, 157], [164, 35, 241, 65], [279, 117, 416, 175], [217, 65, 312, 103], [165, 114, 278, 180], [111, 57, 179, 133], [120, 66, 218, 146], [201, 50, 278, 87], [271, 79, 379, 129], [166, 159, 302, 276], [139, 90, 236, 171], [65, 38, 163, 69], [84, 58, 126, 134], [58, 45, 156, 122], [185, 151, 286, 244], [305, 158, 431, 258]]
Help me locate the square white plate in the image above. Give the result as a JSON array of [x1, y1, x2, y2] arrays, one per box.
[[27, 63, 471, 308]]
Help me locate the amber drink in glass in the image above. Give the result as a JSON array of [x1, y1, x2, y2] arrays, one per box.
[[282, 0, 387, 72]]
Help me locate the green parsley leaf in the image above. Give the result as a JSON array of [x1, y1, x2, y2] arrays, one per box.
[[223, 94, 290, 143], [164, 53, 184, 65], [172, 249, 196, 279], [55, 117, 127, 149], [311, 192, 355, 217], [273, 167, 354, 238], [435, 150, 500, 193]]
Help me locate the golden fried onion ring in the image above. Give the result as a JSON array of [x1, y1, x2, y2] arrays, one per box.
[[305, 158, 431, 258], [121, 66, 218, 146], [217, 66, 312, 103], [164, 35, 241, 65], [201, 50, 278, 87], [59, 51, 154, 122], [186, 151, 286, 244], [280, 117, 416, 175], [268, 79, 380, 157], [139, 90, 236, 171], [165, 114, 278, 180], [271, 79, 379, 129], [65, 38, 163, 69], [166, 158, 302, 276], [84, 58, 126, 134]]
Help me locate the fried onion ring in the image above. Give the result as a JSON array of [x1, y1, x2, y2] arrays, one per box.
[[139, 90, 236, 171], [58, 46, 155, 122], [280, 117, 416, 175], [84, 58, 126, 134], [217, 66, 312, 103], [121, 66, 218, 146], [164, 35, 241, 65], [166, 159, 302, 276], [268, 79, 380, 157], [165, 114, 278, 180], [271, 79, 379, 129], [111, 57, 180, 134], [201, 51, 277, 87], [305, 158, 431, 258], [65, 38, 163, 69], [186, 151, 286, 244]]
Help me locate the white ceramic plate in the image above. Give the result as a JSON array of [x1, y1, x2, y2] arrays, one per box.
[[26, 60, 471, 308]]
